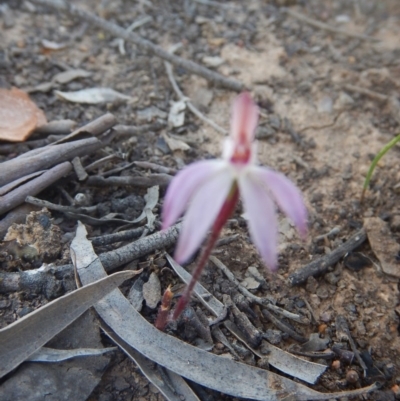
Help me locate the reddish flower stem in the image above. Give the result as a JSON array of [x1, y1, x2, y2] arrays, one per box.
[[172, 185, 239, 321]]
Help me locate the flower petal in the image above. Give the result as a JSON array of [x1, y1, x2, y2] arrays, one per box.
[[162, 160, 226, 229], [230, 92, 259, 143], [254, 167, 308, 238], [238, 171, 278, 271], [175, 166, 234, 264]]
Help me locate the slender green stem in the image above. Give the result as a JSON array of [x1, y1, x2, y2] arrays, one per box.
[[361, 133, 400, 202]]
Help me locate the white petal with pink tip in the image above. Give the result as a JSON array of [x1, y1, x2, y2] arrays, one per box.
[[239, 169, 278, 271], [255, 167, 308, 238], [162, 160, 226, 229], [230, 92, 259, 144], [174, 167, 234, 263]]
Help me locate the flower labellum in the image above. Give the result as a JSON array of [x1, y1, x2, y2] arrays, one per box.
[[162, 92, 307, 272]]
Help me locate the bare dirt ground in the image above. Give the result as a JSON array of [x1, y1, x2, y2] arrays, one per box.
[[1, 0, 400, 400]]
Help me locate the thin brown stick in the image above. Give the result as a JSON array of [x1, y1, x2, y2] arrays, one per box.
[[90, 227, 145, 247], [25, 196, 97, 215], [0, 136, 65, 155], [134, 161, 177, 175], [112, 122, 166, 137], [0, 162, 72, 215], [34, 119, 77, 135], [283, 8, 379, 42], [50, 113, 116, 145], [84, 155, 121, 172], [31, 0, 244, 92], [164, 61, 227, 135], [0, 137, 102, 187], [71, 157, 88, 181], [261, 308, 307, 343], [343, 84, 388, 102]]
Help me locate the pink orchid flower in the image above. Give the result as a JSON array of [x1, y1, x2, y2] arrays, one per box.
[[162, 92, 307, 272]]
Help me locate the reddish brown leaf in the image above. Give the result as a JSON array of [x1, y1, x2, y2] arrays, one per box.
[[0, 87, 47, 142]]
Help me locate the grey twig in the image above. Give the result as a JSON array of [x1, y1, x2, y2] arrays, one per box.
[[71, 157, 88, 181], [261, 308, 307, 343], [0, 162, 72, 216], [209, 256, 306, 324], [51, 113, 116, 145], [86, 174, 172, 188], [31, 0, 244, 92], [112, 122, 166, 137], [0, 223, 181, 295], [134, 161, 177, 175], [25, 196, 97, 215], [288, 228, 367, 286], [90, 227, 145, 247], [34, 119, 77, 135], [336, 315, 367, 375]]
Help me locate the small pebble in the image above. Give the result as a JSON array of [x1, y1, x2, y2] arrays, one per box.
[[263, 330, 283, 345], [324, 272, 339, 285], [306, 276, 318, 293], [346, 369, 359, 384]]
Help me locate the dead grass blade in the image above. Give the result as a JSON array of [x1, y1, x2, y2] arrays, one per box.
[[72, 222, 377, 400], [0, 269, 136, 378]]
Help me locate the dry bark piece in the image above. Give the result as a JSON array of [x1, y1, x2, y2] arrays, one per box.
[[0, 87, 47, 142], [364, 217, 400, 278]]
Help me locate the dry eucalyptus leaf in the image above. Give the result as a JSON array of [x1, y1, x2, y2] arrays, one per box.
[[168, 99, 186, 128], [0, 310, 111, 401], [52, 69, 92, 84], [0, 87, 47, 142], [41, 39, 67, 50], [73, 224, 376, 400], [162, 133, 190, 151], [27, 346, 117, 362], [0, 269, 137, 378], [131, 185, 159, 229], [55, 88, 133, 104]]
